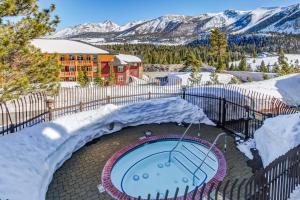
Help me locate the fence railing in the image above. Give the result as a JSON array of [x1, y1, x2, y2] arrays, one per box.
[[0, 79, 299, 199]]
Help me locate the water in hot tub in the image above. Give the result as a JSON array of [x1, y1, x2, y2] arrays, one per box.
[[111, 139, 219, 198]]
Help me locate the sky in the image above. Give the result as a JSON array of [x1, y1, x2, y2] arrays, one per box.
[[39, 0, 300, 30]]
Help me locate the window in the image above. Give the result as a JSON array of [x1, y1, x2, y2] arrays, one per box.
[[118, 66, 123, 72], [93, 55, 97, 61], [77, 54, 83, 61], [60, 55, 65, 61], [61, 67, 65, 72], [118, 75, 124, 82], [87, 55, 91, 61], [70, 54, 75, 60], [69, 77, 75, 81], [69, 66, 75, 72]]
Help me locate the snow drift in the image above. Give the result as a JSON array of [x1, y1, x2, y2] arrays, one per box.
[[254, 113, 300, 167], [0, 97, 214, 200]]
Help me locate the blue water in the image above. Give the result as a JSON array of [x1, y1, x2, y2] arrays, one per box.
[[111, 139, 219, 198]]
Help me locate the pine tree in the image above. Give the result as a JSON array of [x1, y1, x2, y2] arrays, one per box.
[[229, 77, 240, 84], [94, 69, 104, 86], [183, 53, 202, 85], [209, 28, 228, 72], [238, 55, 248, 71], [77, 68, 89, 87], [0, 0, 60, 101], [278, 49, 290, 75], [108, 64, 116, 86], [258, 60, 268, 72], [209, 72, 220, 85], [273, 62, 281, 74], [263, 73, 269, 80]]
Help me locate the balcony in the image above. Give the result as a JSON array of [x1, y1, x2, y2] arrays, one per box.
[[60, 60, 95, 66], [60, 71, 77, 77]]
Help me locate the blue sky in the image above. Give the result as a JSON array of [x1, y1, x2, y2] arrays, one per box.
[[39, 0, 300, 30]]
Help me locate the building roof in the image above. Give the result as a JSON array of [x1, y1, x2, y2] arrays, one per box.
[[30, 39, 109, 54], [115, 54, 142, 65]]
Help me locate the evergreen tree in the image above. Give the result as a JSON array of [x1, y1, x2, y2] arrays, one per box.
[[263, 73, 269, 80], [273, 62, 281, 74], [229, 77, 240, 84], [108, 64, 116, 86], [246, 76, 253, 82], [209, 72, 220, 85], [258, 60, 268, 72], [278, 49, 290, 75], [238, 55, 248, 71], [209, 28, 228, 71], [77, 68, 89, 87], [183, 53, 202, 85], [94, 69, 104, 86], [0, 0, 60, 101]]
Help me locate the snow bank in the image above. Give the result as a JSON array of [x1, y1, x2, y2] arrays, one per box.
[[289, 186, 300, 200], [254, 113, 300, 167], [237, 74, 300, 107], [0, 97, 214, 200], [167, 72, 235, 86]]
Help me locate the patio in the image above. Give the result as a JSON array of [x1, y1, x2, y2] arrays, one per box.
[[46, 123, 254, 200]]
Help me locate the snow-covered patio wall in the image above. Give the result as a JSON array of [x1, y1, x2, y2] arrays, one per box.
[[0, 97, 214, 200]]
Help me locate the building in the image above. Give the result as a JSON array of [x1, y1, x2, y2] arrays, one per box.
[[31, 39, 143, 85]]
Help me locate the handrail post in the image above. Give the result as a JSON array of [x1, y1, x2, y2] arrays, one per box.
[[168, 123, 193, 163], [192, 132, 226, 185]]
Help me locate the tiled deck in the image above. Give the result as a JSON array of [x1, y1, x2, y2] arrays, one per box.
[[46, 123, 254, 200]]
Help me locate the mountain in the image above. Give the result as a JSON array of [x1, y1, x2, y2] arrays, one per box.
[[49, 4, 300, 45]]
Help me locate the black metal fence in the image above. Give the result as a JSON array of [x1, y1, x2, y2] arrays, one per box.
[[0, 79, 299, 199]]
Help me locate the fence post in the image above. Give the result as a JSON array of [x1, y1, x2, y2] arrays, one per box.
[[222, 98, 226, 128], [106, 95, 111, 104], [244, 105, 250, 139], [46, 99, 54, 121], [218, 97, 222, 127], [9, 124, 15, 133], [182, 86, 186, 100], [79, 101, 83, 112], [148, 91, 151, 100]]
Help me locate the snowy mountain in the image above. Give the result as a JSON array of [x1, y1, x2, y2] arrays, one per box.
[[49, 3, 300, 45]]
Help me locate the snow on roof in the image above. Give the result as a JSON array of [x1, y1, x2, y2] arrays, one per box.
[[30, 39, 109, 54], [115, 54, 142, 65]]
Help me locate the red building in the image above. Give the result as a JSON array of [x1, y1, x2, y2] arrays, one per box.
[[101, 54, 143, 85]]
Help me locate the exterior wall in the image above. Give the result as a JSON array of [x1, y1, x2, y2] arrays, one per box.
[[56, 53, 143, 85]]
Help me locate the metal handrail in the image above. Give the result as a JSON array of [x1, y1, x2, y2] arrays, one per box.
[[192, 132, 226, 186], [168, 123, 193, 162]]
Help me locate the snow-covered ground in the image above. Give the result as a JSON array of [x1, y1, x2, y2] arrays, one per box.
[[230, 54, 300, 71], [237, 112, 300, 167], [167, 72, 235, 85], [237, 74, 300, 107], [0, 97, 214, 200], [289, 186, 300, 200]]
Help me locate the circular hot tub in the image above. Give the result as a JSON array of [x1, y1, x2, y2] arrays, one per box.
[[102, 135, 226, 199]]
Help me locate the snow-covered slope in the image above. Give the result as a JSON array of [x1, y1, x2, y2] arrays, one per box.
[[49, 4, 300, 45], [237, 74, 300, 107], [230, 54, 300, 71], [0, 97, 214, 200]]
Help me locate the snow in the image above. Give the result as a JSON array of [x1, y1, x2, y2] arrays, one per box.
[[236, 139, 256, 160], [31, 39, 109, 54], [0, 97, 214, 200], [115, 54, 142, 65], [237, 74, 300, 107], [230, 54, 300, 71], [254, 113, 300, 167], [167, 72, 235, 85], [289, 186, 300, 200]]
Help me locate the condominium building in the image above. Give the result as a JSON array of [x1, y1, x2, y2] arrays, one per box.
[[31, 39, 143, 85]]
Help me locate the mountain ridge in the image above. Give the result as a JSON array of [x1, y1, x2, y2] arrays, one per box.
[[49, 3, 300, 45]]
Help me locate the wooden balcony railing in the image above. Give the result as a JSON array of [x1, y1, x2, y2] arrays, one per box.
[[60, 60, 95, 66], [60, 71, 77, 77]]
